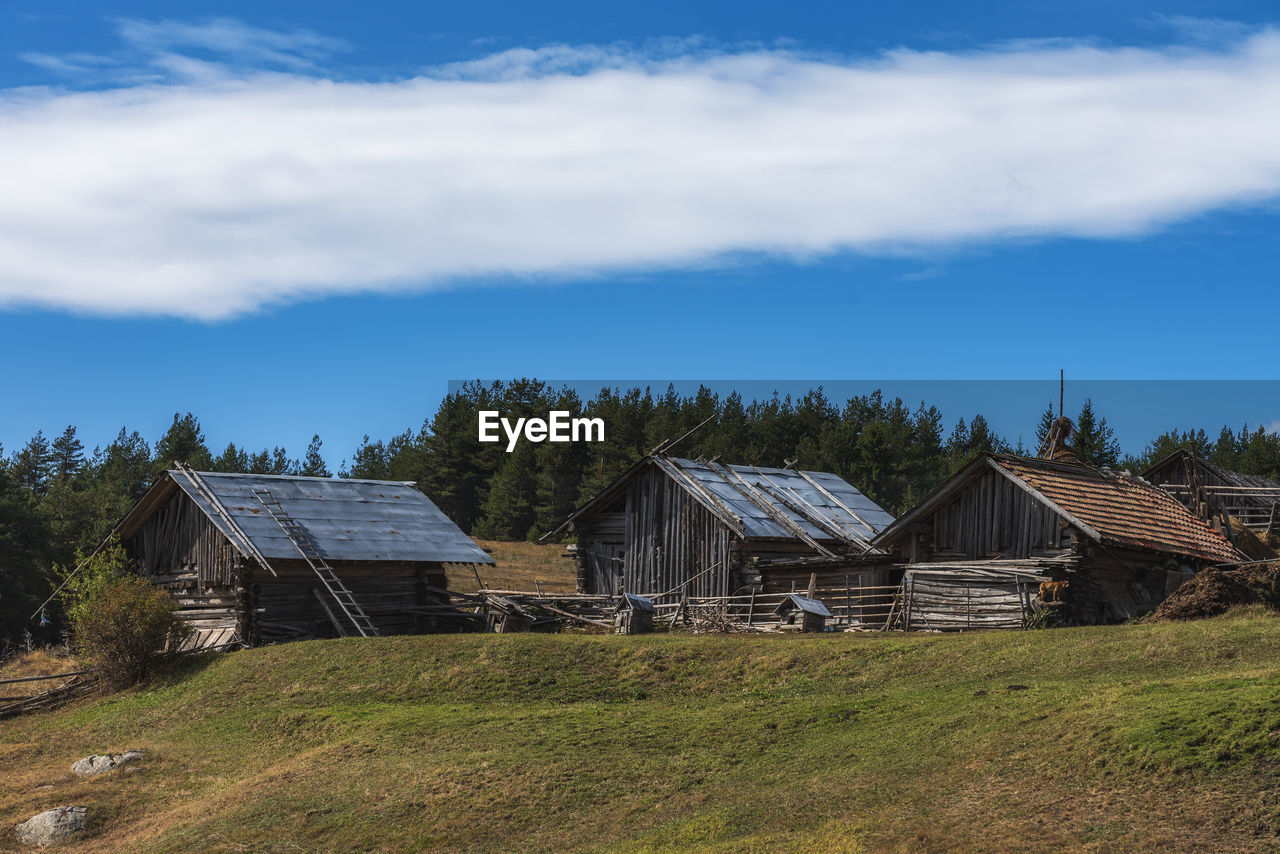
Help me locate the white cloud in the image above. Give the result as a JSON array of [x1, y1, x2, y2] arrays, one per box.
[[4, 25, 1280, 319]]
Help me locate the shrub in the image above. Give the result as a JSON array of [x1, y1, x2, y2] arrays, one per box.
[[62, 542, 191, 687]]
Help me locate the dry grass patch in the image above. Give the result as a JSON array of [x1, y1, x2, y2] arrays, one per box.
[[0, 648, 78, 681], [450, 538, 576, 593]]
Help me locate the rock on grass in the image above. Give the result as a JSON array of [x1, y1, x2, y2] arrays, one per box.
[[71, 750, 144, 776], [15, 806, 87, 847]]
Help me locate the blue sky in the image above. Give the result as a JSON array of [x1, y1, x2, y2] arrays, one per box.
[[1, 1, 1278, 466]]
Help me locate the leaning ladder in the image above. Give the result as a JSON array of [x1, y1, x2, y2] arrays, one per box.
[[251, 488, 380, 638]]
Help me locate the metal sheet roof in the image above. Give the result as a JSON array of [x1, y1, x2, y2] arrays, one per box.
[[668, 457, 894, 545], [778, 593, 833, 617], [168, 470, 494, 565], [620, 593, 657, 613]]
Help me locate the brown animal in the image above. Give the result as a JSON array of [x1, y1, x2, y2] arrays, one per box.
[[1039, 580, 1070, 603]]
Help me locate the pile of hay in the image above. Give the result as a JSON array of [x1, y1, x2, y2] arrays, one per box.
[[1228, 517, 1279, 561], [1148, 561, 1280, 622]]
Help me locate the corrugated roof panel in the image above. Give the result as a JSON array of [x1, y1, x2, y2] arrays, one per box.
[[170, 471, 494, 565], [669, 458, 894, 546]]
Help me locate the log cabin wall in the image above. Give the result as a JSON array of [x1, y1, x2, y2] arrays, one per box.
[[622, 466, 735, 598], [1067, 546, 1197, 623], [251, 560, 450, 638], [926, 469, 1072, 560], [123, 488, 243, 645], [575, 467, 737, 597], [125, 487, 240, 588], [576, 511, 626, 595]]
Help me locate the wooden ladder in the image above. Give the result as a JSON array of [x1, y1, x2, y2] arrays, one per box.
[[251, 488, 380, 638]]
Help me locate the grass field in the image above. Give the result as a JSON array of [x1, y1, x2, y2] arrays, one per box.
[[448, 538, 577, 593], [4, 610, 1280, 852]]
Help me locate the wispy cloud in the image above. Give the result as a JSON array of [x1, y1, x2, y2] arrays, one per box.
[[4, 22, 1280, 319], [20, 17, 349, 83]]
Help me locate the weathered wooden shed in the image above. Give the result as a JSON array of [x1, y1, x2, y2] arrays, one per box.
[[614, 593, 656, 635], [874, 452, 1241, 624], [774, 593, 832, 632], [549, 455, 895, 597], [110, 467, 493, 648], [1144, 449, 1280, 534]]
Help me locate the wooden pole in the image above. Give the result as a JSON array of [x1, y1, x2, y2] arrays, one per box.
[[312, 587, 349, 637], [845, 574, 852, 627]]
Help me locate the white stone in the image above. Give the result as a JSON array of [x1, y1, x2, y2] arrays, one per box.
[[70, 750, 144, 776], [15, 806, 86, 847]]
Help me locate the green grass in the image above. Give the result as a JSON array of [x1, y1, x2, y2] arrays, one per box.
[[4, 610, 1280, 852]]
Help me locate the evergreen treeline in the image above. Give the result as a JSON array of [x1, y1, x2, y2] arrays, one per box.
[[3, 381, 1280, 647]]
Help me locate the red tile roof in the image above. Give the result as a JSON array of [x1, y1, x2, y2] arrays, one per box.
[[993, 455, 1240, 564]]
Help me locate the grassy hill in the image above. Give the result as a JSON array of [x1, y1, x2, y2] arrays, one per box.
[[4, 611, 1280, 852]]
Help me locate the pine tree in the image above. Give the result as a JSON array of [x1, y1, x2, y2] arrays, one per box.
[[968, 414, 1005, 454], [474, 442, 538, 540], [1237, 425, 1280, 479], [153, 412, 213, 473], [1034, 403, 1056, 453], [531, 388, 589, 539], [299, 435, 331, 478], [344, 435, 389, 479], [945, 418, 970, 457], [12, 431, 54, 494], [212, 442, 249, 473], [422, 381, 506, 531], [90, 428, 153, 501], [1072, 399, 1122, 468], [1209, 426, 1240, 470], [50, 426, 85, 484], [0, 461, 53, 645]]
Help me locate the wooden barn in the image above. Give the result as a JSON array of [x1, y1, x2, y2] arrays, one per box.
[[549, 455, 895, 598], [1144, 449, 1280, 534], [874, 452, 1241, 625], [108, 466, 493, 648]]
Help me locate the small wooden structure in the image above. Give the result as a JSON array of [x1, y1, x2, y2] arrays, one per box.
[[774, 593, 832, 632], [888, 562, 1050, 631], [548, 455, 895, 598], [875, 452, 1241, 625], [1144, 449, 1280, 534], [108, 469, 494, 648], [484, 595, 536, 634], [614, 593, 656, 635]]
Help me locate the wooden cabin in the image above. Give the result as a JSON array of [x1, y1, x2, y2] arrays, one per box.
[[549, 455, 895, 598], [1144, 449, 1280, 534], [874, 453, 1241, 625], [109, 468, 494, 648]]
